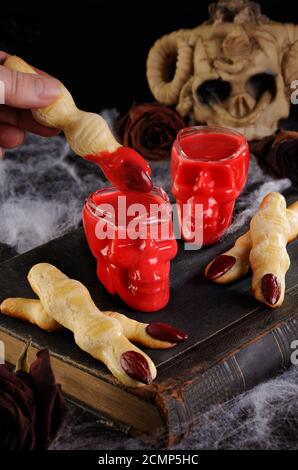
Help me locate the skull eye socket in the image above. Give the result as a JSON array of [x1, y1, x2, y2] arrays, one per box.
[[246, 73, 277, 100], [196, 79, 232, 105]]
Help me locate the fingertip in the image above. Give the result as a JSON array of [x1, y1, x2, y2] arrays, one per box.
[[6, 109, 61, 137], [120, 351, 153, 385], [5, 129, 25, 148], [2, 67, 63, 109], [32, 76, 63, 106], [206, 255, 236, 280], [34, 126, 61, 138], [0, 51, 10, 64], [0, 123, 25, 148], [146, 323, 188, 343]]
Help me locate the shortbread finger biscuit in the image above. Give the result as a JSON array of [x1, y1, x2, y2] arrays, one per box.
[[249, 192, 290, 307], [205, 200, 298, 284], [105, 311, 187, 349], [0, 298, 61, 332], [27, 263, 156, 387], [0, 301, 187, 349]]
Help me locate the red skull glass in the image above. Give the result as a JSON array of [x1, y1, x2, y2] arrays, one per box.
[[83, 187, 178, 312], [171, 126, 250, 245]]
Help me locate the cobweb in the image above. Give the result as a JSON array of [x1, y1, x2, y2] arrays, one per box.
[[0, 129, 296, 450], [0, 134, 105, 253], [50, 364, 298, 450]]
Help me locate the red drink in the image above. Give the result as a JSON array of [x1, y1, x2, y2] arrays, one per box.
[[83, 187, 177, 312], [85, 147, 152, 192], [171, 126, 250, 245]]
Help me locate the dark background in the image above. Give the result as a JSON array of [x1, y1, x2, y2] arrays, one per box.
[[1, 1, 298, 113]]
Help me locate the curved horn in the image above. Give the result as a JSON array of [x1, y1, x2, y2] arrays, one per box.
[[146, 30, 193, 106], [176, 35, 210, 117], [176, 77, 194, 117], [263, 23, 298, 92], [281, 25, 298, 93], [283, 40, 298, 92]]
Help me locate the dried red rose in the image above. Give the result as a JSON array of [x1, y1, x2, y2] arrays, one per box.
[[118, 102, 186, 160], [0, 348, 66, 449], [250, 130, 298, 186]]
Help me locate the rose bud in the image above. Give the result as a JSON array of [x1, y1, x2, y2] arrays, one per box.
[[0, 344, 66, 449], [250, 130, 298, 186], [117, 102, 186, 160]]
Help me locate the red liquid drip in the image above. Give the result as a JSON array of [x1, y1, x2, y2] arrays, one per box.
[[85, 147, 152, 192]]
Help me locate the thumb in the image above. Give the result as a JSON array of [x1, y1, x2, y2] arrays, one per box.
[[0, 65, 62, 109]]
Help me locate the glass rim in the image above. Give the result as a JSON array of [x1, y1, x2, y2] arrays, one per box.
[[84, 185, 172, 228], [174, 125, 248, 163]]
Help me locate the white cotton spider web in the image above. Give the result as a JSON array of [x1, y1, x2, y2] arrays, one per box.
[[0, 133, 107, 253], [50, 365, 298, 450]]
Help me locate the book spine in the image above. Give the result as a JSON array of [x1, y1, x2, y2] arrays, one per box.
[[155, 315, 298, 447]]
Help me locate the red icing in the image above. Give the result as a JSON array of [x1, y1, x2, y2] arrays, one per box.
[[85, 146, 152, 192], [171, 127, 250, 245], [82, 187, 177, 312]]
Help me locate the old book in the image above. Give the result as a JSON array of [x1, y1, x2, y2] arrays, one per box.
[[0, 198, 298, 447]]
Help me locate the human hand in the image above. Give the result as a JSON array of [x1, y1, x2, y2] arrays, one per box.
[[0, 51, 62, 157]]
